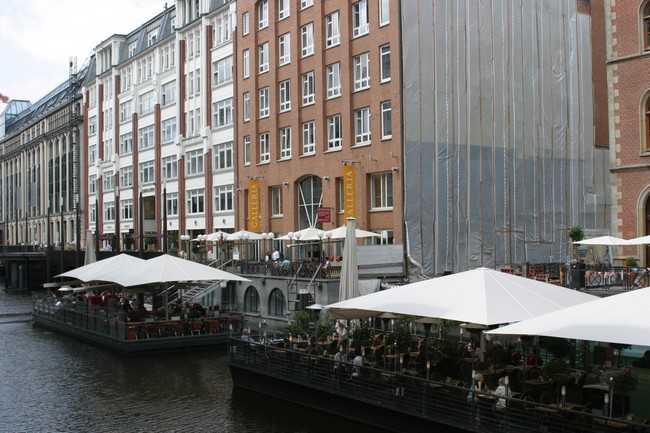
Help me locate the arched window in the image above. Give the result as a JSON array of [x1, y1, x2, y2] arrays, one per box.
[[297, 175, 323, 229], [643, 2, 650, 51], [268, 288, 286, 317], [243, 286, 260, 313], [645, 95, 650, 153]]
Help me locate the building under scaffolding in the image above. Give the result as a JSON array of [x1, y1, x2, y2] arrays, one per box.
[[402, 0, 611, 275]]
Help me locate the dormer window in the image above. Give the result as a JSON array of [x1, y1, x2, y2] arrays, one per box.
[[128, 42, 137, 58], [148, 29, 159, 47]]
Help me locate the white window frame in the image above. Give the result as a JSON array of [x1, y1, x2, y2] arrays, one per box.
[[326, 63, 341, 98], [214, 141, 233, 170], [138, 125, 155, 149], [379, 0, 390, 26], [213, 98, 233, 128], [381, 101, 392, 139], [242, 12, 249, 35], [370, 172, 393, 209], [243, 49, 250, 78], [279, 80, 291, 112], [214, 184, 234, 212], [326, 12, 340, 48], [301, 0, 313, 9], [89, 175, 97, 194], [259, 43, 269, 74], [259, 132, 270, 163], [244, 136, 251, 165], [301, 23, 314, 57], [119, 101, 132, 123], [243, 92, 250, 121], [120, 132, 133, 154], [354, 107, 371, 145], [162, 117, 177, 143], [259, 87, 270, 118], [186, 188, 205, 214], [120, 166, 133, 188], [162, 156, 178, 179], [278, 0, 290, 20], [354, 53, 370, 91], [186, 149, 204, 175], [258, 0, 269, 29], [271, 186, 283, 216], [352, 0, 369, 37], [212, 56, 233, 86], [279, 33, 291, 66], [302, 121, 316, 155], [161, 80, 176, 106], [121, 199, 133, 221], [301, 71, 315, 106], [327, 114, 342, 150], [166, 192, 179, 216], [139, 160, 155, 184], [103, 171, 115, 192], [139, 90, 154, 115], [280, 126, 292, 159], [380, 44, 391, 82], [104, 202, 115, 222]]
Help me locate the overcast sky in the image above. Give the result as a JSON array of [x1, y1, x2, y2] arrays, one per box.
[[0, 0, 167, 110]]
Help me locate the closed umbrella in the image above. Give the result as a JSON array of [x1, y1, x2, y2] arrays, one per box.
[[84, 229, 96, 265], [338, 218, 359, 302]]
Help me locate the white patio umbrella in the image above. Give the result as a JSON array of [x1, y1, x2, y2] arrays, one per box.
[[327, 224, 381, 240], [626, 234, 650, 245], [84, 229, 96, 266], [572, 236, 631, 246], [98, 253, 250, 287], [325, 267, 597, 325], [225, 230, 264, 241], [204, 231, 229, 242], [275, 227, 323, 241], [56, 253, 145, 282], [338, 218, 359, 302], [486, 287, 650, 347]]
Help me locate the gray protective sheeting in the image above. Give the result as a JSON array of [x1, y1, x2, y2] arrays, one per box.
[[402, 1, 610, 276]]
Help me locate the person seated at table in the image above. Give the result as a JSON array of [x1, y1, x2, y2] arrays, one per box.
[[333, 344, 347, 372], [633, 350, 650, 368], [211, 305, 221, 319], [351, 349, 368, 378], [526, 348, 543, 367], [507, 345, 521, 365], [241, 328, 253, 343], [467, 373, 489, 403], [467, 373, 492, 425], [493, 377, 513, 411]]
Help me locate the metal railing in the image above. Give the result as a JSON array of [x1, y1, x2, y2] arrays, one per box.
[[229, 338, 650, 433]]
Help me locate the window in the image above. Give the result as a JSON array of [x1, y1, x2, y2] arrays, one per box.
[[244, 136, 251, 165], [128, 42, 137, 58], [120, 166, 133, 188], [643, 3, 650, 51], [214, 184, 233, 211], [213, 98, 233, 128], [259, 132, 270, 163], [147, 28, 158, 47], [328, 114, 342, 150], [279, 80, 291, 112], [139, 90, 154, 114], [186, 149, 204, 175], [104, 202, 115, 222], [242, 12, 249, 35], [119, 101, 132, 123], [302, 121, 315, 155], [280, 126, 292, 159], [381, 101, 392, 139], [89, 175, 97, 194], [268, 288, 286, 317], [325, 12, 340, 47], [166, 192, 178, 216], [326, 63, 341, 98], [138, 125, 155, 149], [243, 49, 250, 78], [298, 176, 323, 229], [301, 0, 313, 9], [89, 203, 96, 224], [121, 199, 133, 220], [187, 71, 194, 96], [645, 96, 650, 152], [244, 287, 260, 313], [371, 172, 393, 209], [380, 44, 391, 82], [161, 80, 176, 106], [103, 170, 114, 191], [195, 68, 201, 95], [139, 160, 155, 184], [354, 107, 371, 145], [354, 53, 370, 90], [187, 188, 205, 214], [279, 33, 291, 66], [88, 116, 97, 135], [89, 144, 97, 163], [162, 117, 177, 143], [259, 87, 269, 118], [213, 56, 233, 86], [213, 10, 231, 45], [352, 0, 369, 37], [103, 138, 114, 158], [162, 156, 178, 179], [271, 186, 283, 216], [160, 43, 175, 71], [120, 132, 133, 154], [278, 0, 290, 20], [258, 0, 269, 29], [301, 23, 314, 57], [121, 66, 132, 91], [379, 0, 390, 25], [214, 141, 233, 170], [258, 43, 269, 73], [243, 92, 250, 121], [301, 71, 315, 105]]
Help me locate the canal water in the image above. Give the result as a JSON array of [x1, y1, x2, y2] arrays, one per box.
[[0, 287, 389, 433]]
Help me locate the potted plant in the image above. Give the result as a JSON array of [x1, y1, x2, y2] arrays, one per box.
[[624, 257, 638, 287], [314, 320, 335, 342], [286, 310, 310, 337], [144, 237, 157, 250], [625, 256, 638, 267]]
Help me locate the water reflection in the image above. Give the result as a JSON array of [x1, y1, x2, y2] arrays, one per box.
[[0, 289, 390, 433]]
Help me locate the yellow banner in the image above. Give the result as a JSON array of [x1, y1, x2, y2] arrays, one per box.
[[248, 179, 260, 231], [343, 165, 356, 219]]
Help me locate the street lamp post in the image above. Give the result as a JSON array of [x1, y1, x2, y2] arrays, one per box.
[[162, 171, 168, 254], [197, 234, 207, 262], [180, 234, 190, 260], [324, 231, 333, 262]]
